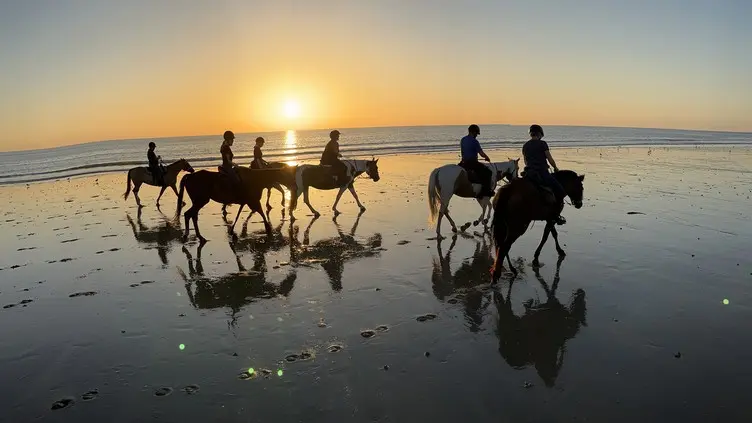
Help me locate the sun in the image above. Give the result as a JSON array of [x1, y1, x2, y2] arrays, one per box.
[[282, 100, 301, 119]]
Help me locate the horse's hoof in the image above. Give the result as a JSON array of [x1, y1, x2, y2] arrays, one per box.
[[198, 237, 207, 243], [359, 206, 366, 211], [460, 223, 470, 232], [557, 250, 567, 257], [436, 234, 445, 241], [181, 202, 186, 208], [532, 258, 541, 268], [182, 236, 188, 243], [483, 219, 489, 225], [231, 234, 238, 242]]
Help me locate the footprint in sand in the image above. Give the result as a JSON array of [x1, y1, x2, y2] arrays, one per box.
[[129, 283, 140, 288], [416, 313, 438, 322], [285, 354, 300, 362], [3, 303, 16, 309], [69, 291, 98, 298], [238, 370, 256, 380], [59, 258, 74, 263], [61, 239, 79, 244], [447, 298, 459, 304], [327, 344, 344, 353], [81, 389, 98, 401], [154, 387, 173, 397], [140, 280, 154, 285], [181, 384, 200, 395], [17, 247, 37, 251], [375, 325, 390, 333], [101, 234, 118, 238], [109, 248, 120, 252], [360, 330, 376, 338], [19, 299, 33, 305], [95, 251, 105, 255], [51, 397, 75, 410]]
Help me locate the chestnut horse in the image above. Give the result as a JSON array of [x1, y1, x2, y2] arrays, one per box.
[[490, 170, 585, 280]]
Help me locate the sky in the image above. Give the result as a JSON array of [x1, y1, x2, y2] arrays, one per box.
[[0, 0, 750, 151]]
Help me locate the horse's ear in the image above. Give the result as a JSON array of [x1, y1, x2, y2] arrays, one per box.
[[579, 174, 585, 181]]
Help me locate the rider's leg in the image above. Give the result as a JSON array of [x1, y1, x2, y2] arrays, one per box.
[[542, 172, 567, 225]]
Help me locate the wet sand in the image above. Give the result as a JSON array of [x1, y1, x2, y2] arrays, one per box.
[[1, 146, 751, 422]]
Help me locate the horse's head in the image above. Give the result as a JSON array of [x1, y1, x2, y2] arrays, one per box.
[[366, 158, 380, 182], [555, 170, 585, 209], [181, 158, 195, 173], [497, 158, 520, 182]]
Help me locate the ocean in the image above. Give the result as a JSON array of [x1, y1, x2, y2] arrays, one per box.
[[1, 124, 750, 185]]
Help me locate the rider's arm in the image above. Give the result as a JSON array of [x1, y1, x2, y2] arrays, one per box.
[[545, 150, 559, 172], [477, 140, 490, 161]]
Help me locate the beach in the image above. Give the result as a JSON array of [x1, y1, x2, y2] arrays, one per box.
[[1, 146, 751, 422]]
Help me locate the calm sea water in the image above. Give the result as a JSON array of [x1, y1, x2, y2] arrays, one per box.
[[1, 125, 750, 185]]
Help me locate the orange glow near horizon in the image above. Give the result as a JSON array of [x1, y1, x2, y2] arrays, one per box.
[[1, 2, 750, 151]]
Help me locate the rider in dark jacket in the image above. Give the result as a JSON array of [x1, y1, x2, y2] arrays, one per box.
[[522, 124, 566, 225], [147, 141, 165, 185], [320, 130, 348, 184]]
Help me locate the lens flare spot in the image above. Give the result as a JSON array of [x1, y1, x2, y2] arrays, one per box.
[[723, 299, 729, 305], [248, 367, 255, 375], [179, 344, 185, 350], [277, 369, 284, 377]]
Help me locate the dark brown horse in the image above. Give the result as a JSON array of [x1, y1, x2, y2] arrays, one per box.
[[221, 161, 291, 215], [490, 170, 585, 280], [174, 166, 297, 242]]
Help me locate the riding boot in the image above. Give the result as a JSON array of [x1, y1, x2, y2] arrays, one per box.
[[553, 199, 566, 225]]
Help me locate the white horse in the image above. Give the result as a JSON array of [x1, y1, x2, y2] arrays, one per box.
[[123, 158, 195, 208], [290, 158, 381, 221], [428, 159, 519, 237]]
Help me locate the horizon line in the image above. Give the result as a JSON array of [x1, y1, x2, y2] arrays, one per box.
[[2, 122, 751, 154]]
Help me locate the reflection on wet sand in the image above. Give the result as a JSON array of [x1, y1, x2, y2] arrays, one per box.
[[431, 232, 495, 332], [493, 257, 587, 387], [126, 208, 183, 266], [290, 211, 382, 291], [177, 240, 296, 324]]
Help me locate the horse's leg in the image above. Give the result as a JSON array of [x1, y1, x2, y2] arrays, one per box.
[[332, 186, 347, 215], [472, 198, 486, 227], [276, 185, 285, 208], [533, 221, 554, 267], [156, 186, 167, 207], [133, 182, 143, 208], [255, 200, 272, 234], [170, 184, 184, 207], [266, 188, 272, 209], [303, 186, 320, 217], [191, 201, 209, 243], [549, 224, 566, 257], [221, 204, 228, 216], [347, 184, 366, 211], [231, 205, 245, 238]]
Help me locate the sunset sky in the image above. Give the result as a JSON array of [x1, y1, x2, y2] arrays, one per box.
[[1, 0, 750, 151]]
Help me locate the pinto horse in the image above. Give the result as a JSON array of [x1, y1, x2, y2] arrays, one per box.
[[123, 159, 195, 208], [427, 159, 519, 237], [490, 170, 585, 281], [289, 158, 380, 221], [174, 166, 297, 242]]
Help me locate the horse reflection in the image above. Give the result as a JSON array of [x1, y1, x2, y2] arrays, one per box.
[[126, 208, 183, 266], [431, 232, 494, 332], [493, 257, 587, 387], [178, 239, 296, 325], [290, 211, 382, 291]]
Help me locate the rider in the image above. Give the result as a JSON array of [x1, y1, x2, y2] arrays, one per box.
[[460, 124, 494, 198], [522, 124, 566, 225], [220, 130, 241, 185], [147, 141, 165, 186], [251, 137, 268, 169], [320, 129, 348, 184]]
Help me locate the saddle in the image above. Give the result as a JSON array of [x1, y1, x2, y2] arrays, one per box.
[[457, 162, 483, 184], [522, 171, 556, 204], [147, 167, 166, 186]]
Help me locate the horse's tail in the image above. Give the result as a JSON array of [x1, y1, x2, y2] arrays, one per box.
[[291, 167, 304, 211], [428, 168, 441, 224], [174, 174, 189, 221], [490, 184, 514, 247], [123, 169, 133, 200]]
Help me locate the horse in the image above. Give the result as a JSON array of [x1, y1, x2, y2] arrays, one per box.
[[221, 161, 290, 216], [289, 158, 381, 221], [427, 159, 519, 237], [490, 170, 585, 281], [123, 158, 195, 208], [174, 166, 297, 242]]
